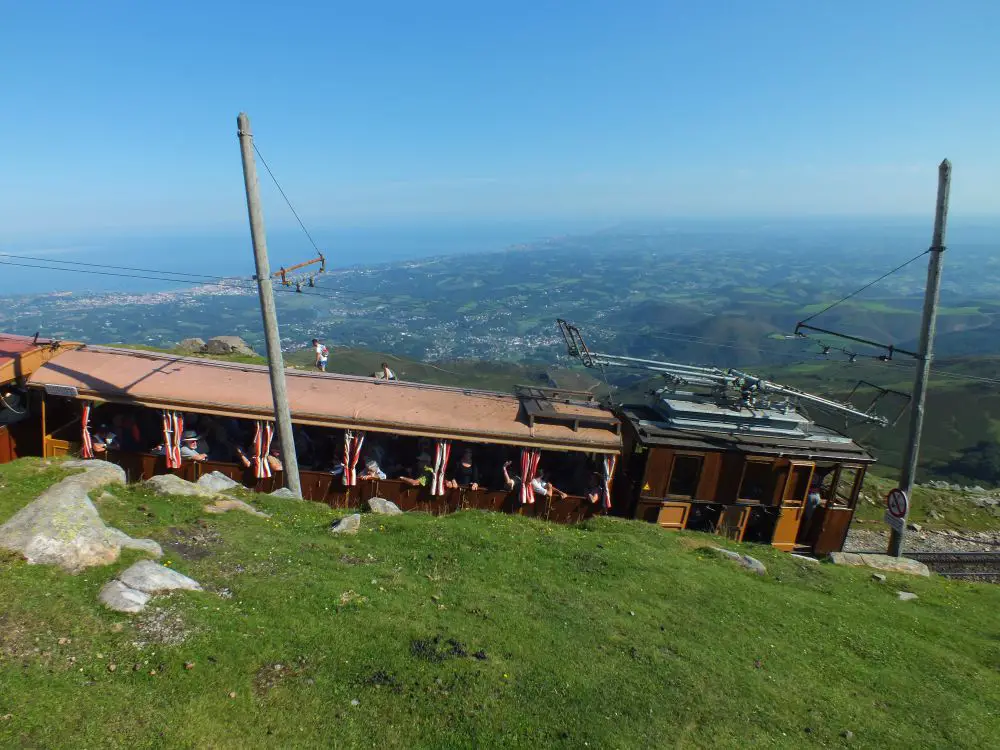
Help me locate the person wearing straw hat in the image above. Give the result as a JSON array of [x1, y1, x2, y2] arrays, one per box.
[[179, 430, 208, 462]]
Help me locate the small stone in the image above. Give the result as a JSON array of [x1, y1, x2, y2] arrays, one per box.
[[108, 664, 117, 673], [367, 497, 403, 516], [330, 514, 362, 535], [907, 522, 923, 532], [629, 611, 636, 617], [841, 730, 854, 740], [117, 560, 202, 594], [110, 623, 124, 633], [184, 662, 195, 670], [350, 699, 360, 707], [229, 692, 237, 699], [871, 573, 887, 583], [98, 580, 151, 613], [133, 663, 142, 671], [269, 487, 301, 500], [897, 591, 918, 601], [58, 637, 70, 646]]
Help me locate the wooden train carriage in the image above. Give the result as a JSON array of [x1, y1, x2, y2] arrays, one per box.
[[0, 334, 82, 464], [615, 401, 875, 555], [22, 345, 621, 515]]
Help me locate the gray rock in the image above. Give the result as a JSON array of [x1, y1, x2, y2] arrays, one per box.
[[269, 487, 301, 499], [897, 591, 918, 602], [203, 499, 269, 518], [118, 560, 202, 594], [201, 336, 255, 357], [791, 554, 819, 564], [709, 546, 766, 576], [176, 337, 206, 353], [331, 513, 362, 534], [0, 460, 161, 573], [907, 522, 923, 532], [828, 552, 930, 577], [98, 580, 151, 613], [196, 471, 241, 493], [871, 573, 887, 583], [367, 497, 403, 516], [145, 474, 218, 498]]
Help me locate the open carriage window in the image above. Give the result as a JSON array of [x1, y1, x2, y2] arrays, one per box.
[[667, 454, 703, 498], [834, 466, 862, 507], [738, 460, 775, 503]]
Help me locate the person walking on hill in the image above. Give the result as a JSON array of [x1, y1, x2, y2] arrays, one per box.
[[312, 338, 329, 372]]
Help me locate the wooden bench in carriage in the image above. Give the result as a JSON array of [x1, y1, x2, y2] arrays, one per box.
[[22, 344, 622, 522]]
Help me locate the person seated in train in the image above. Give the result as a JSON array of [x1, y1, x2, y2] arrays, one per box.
[[293, 427, 316, 468], [531, 468, 569, 500], [111, 413, 143, 452], [360, 458, 387, 481], [446, 448, 479, 490], [179, 430, 208, 462], [585, 472, 604, 505], [90, 425, 116, 454], [501, 460, 519, 492], [398, 452, 434, 487], [267, 445, 283, 473]]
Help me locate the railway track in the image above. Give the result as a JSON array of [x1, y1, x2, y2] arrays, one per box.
[[900, 552, 1000, 582]]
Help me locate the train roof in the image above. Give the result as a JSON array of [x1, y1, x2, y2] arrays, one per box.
[[0, 333, 81, 386], [27, 345, 621, 454], [620, 403, 875, 463]]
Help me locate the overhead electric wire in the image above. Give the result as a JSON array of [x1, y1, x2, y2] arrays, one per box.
[[799, 248, 931, 324], [0, 252, 229, 282], [252, 142, 322, 256], [0, 256, 380, 302]]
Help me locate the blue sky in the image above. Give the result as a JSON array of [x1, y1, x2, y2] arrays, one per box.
[[3, 0, 999, 239]]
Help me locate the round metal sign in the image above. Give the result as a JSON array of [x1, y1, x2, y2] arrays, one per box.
[[886, 488, 908, 519]]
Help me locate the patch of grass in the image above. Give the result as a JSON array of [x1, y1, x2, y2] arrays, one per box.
[[1, 460, 999, 748], [855, 473, 1000, 531]]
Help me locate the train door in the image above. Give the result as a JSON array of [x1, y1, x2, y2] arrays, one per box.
[[812, 465, 865, 554], [716, 505, 752, 541], [771, 461, 814, 552]]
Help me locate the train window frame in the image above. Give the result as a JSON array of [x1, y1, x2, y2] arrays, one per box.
[[665, 453, 704, 499], [782, 461, 815, 506], [833, 465, 865, 508], [737, 458, 776, 504]]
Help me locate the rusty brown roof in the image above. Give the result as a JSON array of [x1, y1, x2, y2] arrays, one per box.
[[28, 346, 621, 453], [0, 333, 79, 385]]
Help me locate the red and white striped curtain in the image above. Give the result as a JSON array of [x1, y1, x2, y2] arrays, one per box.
[[519, 448, 541, 505], [600, 454, 617, 510], [431, 440, 451, 496], [80, 402, 95, 459], [253, 421, 274, 479], [162, 410, 183, 469], [342, 430, 365, 486]]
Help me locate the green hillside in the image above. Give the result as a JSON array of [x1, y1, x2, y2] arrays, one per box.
[[1, 458, 999, 748]]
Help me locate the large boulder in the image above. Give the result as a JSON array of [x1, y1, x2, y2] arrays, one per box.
[[0, 460, 162, 574], [176, 338, 206, 353], [117, 560, 202, 594], [367, 497, 403, 516], [201, 336, 255, 357], [196, 471, 241, 493], [145, 474, 218, 498], [828, 552, 931, 577]]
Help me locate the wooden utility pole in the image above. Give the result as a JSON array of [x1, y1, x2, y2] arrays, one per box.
[[889, 159, 951, 556], [236, 112, 302, 498]]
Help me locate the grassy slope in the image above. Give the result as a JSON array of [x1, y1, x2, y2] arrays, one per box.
[[2, 458, 999, 749]]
